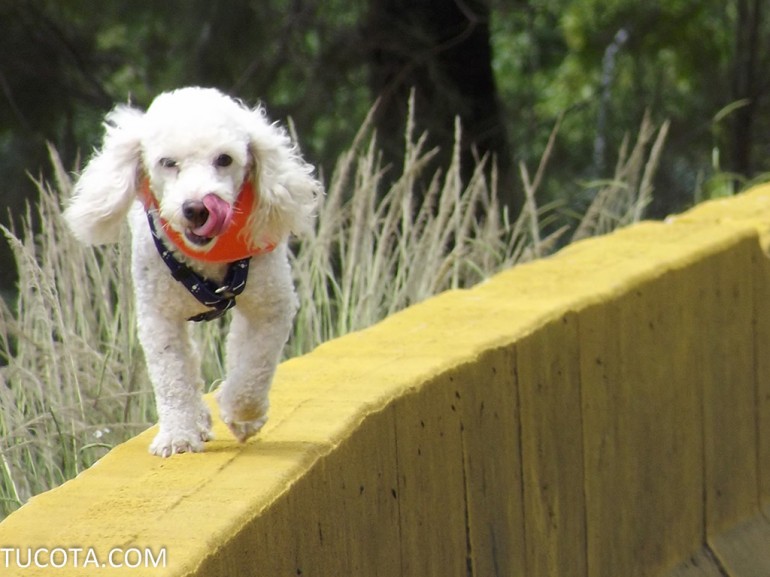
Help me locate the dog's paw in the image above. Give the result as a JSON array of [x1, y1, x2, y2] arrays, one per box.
[[222, 414, 268, 443], [216, 388, 269, 443], [149, 429, 205, 458]]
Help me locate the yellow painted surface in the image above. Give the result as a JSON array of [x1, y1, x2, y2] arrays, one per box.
[[517, 314, 586, 577], [2, 184, 770, 575]]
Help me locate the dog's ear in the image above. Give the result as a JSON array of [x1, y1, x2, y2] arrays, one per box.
[[240, 105, 321, 247], [63, 105, 145, 245]]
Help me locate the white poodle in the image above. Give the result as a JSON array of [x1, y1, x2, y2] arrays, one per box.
[[64, 87, 321, 457]]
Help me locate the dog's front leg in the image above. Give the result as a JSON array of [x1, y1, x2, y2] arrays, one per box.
[[138, 312, 212, 457], [216, 280, 297, 444]]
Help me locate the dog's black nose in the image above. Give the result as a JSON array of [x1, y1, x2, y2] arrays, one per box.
[[182, 200, 209, 228]]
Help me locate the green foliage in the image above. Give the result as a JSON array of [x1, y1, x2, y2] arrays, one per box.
[[2, 0, 770, 231], [490, 0, 770, 215]]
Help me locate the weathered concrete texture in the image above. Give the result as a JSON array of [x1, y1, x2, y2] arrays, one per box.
[[3, 185, 770, 576]]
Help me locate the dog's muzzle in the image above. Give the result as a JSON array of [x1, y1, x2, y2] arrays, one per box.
[[182, 194, 234, 245]]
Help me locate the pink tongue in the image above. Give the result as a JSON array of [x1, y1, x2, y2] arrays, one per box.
[[193, 194, 233, 238]]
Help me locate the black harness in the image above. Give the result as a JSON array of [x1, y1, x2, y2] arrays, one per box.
[[146, 212, 250, 322]]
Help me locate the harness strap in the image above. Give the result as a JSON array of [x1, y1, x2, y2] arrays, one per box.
[[147, 211, 250, 322]]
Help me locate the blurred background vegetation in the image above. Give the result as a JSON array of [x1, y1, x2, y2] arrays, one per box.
[[1, 0, 769, 297]]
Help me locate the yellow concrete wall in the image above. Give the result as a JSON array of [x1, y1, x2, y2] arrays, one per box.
[[2, 185, 770, 576]]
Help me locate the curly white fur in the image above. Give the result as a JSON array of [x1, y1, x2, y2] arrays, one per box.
[[64, 87, 321, 457]]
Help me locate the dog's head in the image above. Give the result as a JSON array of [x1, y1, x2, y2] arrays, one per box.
[[65, 87, 321, 251]]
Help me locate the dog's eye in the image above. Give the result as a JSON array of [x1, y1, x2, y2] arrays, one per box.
[[159, 157, 178, 169], [215, 154, 233, 168]]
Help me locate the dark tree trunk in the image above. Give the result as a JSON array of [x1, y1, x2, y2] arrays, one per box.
[[730, 0, 762, 177], [367, 0, 516, 209]]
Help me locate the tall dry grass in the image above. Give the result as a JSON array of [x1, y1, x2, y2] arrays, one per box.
[[0, 153, 150, 511], [0, 110, 668, 518]]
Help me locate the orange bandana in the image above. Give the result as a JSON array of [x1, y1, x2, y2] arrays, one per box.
[[139, 178, 275, 263]]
